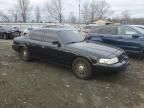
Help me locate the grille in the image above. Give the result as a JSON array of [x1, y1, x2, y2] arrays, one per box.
[[118, 52, 128, 62]]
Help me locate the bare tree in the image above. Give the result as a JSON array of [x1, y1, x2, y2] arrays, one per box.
[[121, 10, 131, 24], [96, 0, 113, 19], [68, 12, 77, 24], [89, 0, 97, 23], [46, 0, 63, 23], [16, 0, 31, 22], [81, 1, 89, 23], [8, 7, 20, 23], [35, 6, 41, 23]]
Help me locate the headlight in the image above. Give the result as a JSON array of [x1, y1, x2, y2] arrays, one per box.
[[99, 57, 118, 65]]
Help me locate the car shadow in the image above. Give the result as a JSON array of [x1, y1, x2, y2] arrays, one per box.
[[91, 71, 124, 81], [25, 57, 143, 82], [32, 59, 125, 81]]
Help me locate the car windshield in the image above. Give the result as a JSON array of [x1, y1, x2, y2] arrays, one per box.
[[57, 30, 85, 44], [133, 26, 144, 34]]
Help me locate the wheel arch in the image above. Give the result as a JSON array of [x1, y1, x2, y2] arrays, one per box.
[[18, 44, 28, 52], [71, 56, 94, 66]]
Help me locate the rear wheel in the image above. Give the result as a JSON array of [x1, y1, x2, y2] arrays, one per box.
[[72, 58, 93, 80], [20, 47, 31, 61]]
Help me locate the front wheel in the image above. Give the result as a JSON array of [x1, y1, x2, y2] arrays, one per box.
[[20, 47, 31, 61], [72, 58, 93, 80]]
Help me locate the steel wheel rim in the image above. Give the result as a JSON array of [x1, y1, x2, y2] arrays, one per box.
[[74, 62, 88, 77]]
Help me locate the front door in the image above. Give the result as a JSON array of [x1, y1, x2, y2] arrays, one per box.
[[117, 26, 142, 53]]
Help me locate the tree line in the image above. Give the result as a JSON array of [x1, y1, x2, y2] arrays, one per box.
[[0, 0, 143, 24]]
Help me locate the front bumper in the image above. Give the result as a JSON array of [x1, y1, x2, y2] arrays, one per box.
[[12, 44, 19, 52], [92, 60, 129, 72]]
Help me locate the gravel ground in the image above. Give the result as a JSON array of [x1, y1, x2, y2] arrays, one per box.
[[0, 40, 144, 108]]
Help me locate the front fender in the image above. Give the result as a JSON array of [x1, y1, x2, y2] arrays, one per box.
[[18, 44, 28, 52]]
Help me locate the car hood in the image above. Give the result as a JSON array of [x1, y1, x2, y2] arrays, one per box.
[[66, 42, 122, 58]]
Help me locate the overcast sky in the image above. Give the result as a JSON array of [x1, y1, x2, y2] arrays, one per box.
[[0, 0, 144, 19]]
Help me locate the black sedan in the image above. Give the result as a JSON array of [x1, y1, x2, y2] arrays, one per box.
[[12, 28, 129, 79], [0, 26, 21, 39]]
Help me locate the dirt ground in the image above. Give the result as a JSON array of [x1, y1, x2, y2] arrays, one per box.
[[0, 40, 144, 108]]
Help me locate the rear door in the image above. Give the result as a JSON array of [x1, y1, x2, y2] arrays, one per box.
[[27, 30, 45, 58]]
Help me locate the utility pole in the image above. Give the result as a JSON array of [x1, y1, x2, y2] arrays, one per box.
[[79, 0, 81, 24]]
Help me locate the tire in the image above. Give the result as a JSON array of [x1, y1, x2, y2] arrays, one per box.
[[13, 32, 20, 37], [72, 58, 93, 80], [3, 34, 8, 40], [20, 47, 31, 61]]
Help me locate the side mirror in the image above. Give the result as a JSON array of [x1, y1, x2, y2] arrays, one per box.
[[132, 34, 141, 38], [52, 41, 61, 47]]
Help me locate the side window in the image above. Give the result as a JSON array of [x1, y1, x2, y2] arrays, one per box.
[[29, 30, 43, 41], [101, 27, 117, 35], [43, 31, 59, 43], [91, 27, 117, 35], [118, 26, 138, 36], [91, 28, 103, 34], [29, 30, 59, 43]]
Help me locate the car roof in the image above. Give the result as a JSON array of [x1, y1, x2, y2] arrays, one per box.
[[91, 25, 137, 29], [129, 25, 144, 27], [34, 28, 73, 32]]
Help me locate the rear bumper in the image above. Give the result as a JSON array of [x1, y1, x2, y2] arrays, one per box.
[[92, 60, 129, 72]]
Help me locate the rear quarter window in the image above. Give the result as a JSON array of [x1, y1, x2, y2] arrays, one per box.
[[29, 30, 43, 41]]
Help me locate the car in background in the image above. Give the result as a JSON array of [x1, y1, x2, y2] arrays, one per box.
[[88, 25, 144, 57], [43, 24, 78, 31], [80, 24, 98, 37], [0, 26, 21, 39], [132, 25, 144, 30], [12, 28, 128, 79], [22, 27, 36, 35]]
